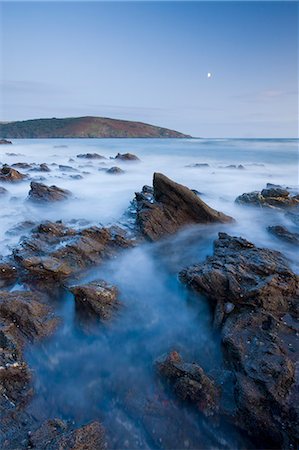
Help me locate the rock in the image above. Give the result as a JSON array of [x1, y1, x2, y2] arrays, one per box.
[[136, 173, 234, 241], [115, 152, 140, 161], [29, 163, 51, 172], [236, 185, 299, 209], [59, 164, 78, 172], [11, 162, 32, 169], [28, 181, 71, 203], [0, 166, 26, 182], [156, 351, 220, 416], [5, 220, 36, 236], [106, 166, 124, 175], [13, 221, 133, 292], [0, 139, 12, 145], [0, 186, 8, 195], [285, 211, 299, 226], [224, 164, 245, 170], [70, 174, 83, 180], [70, 280, 120, 321], [268, 225, 299, 245], [186, 163, 210, 168], [28, 419, 105, 450], [0, 262, 18, 288], [179, 232, 299, 447], [76, 153, 106, 160]]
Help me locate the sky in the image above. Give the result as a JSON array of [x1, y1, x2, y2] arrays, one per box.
[[0, 1, 298, 137]]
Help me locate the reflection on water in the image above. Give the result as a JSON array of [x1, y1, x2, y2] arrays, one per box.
[[1, 138, 298, 448]]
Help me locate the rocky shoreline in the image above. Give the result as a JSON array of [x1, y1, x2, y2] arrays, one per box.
[[0, 147, 298, 449]]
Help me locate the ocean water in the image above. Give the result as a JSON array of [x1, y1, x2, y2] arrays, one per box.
[[1, 138, 299, 448]]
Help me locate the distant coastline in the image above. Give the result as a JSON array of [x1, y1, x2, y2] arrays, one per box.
[[0, 116, 191, 139]]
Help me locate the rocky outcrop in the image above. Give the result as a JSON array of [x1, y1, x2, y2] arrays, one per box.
[[76, 153, 106, 160], [70, 280, 120, 321], [115, 153, 140, 161], [28, 181, 71, 203], [268, 225, 299, 245], [13, 221, 133, 293], [0, 166, 26, 182], [179, 233, 299, 448], [156, 351, 220, 417], [135, 173, 234, 241], [236, 184, 299, 209], [28, 419, 105, 449], [106, 166, 124, 175]]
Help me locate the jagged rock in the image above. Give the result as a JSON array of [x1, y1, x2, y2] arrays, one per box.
[[28, 419, 105, 450], [106, 166, 124, 174], [236, 185, 299, 209], [28, 181, 71, 203], [76, 153, 106, 160], [0, 139, 12, 145], [115, 152, 140, 161], [70, 280, 120, 321], [179, 233, 299, 447], [156, 351, 220, 417], [136, 173, 234, 241], [268, 225, 299, 245], [0, 166, 26, 182]]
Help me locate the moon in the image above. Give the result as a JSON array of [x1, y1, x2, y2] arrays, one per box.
[[207, 72, 212, 78]]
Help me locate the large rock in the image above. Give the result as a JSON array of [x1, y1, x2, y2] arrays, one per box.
[[28, 181, 71, 203], [179, 233, 299, 447], [136, 173, 234, 241], [115, 152, 140, 161], [268, 225, 299, 245], [236, 184, 299, 209], [28, 419, 105, 450], [13, 221, 133, 292], [70, 280, 120, 321], [156, 351, 220, 417], [0, 166, 26, 182], [76, 153, 105, 160]]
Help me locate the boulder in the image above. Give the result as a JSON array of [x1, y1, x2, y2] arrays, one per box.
[[76, 153, 106, 160], [0, 139, 12, 145], [156, 351, 220, 417], [136, 173, 234, 241], [70, 280, 120, 321], [115, 152, 140, 161], [268, 225, 299, 245], [28, 181, 71, 203], [11, 162, 32, 169], [179, 233, 299, 447], [59, 165, 78, 172], [0, 166, 26, 182], [236, 185, 299, 209], [30, 163, 51, 172], [106, 166, 124, 175]]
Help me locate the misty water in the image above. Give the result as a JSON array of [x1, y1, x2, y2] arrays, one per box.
[[1, 138, 299, 448]]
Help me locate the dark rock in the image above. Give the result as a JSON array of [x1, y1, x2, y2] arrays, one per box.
[[179, 232, 299, 447], [11, 162, 32, 169], [29, 163, 51, 172], [28, 181, 71, 203], [76, 153, 106, 160], [136, 173, 234, 241], [59, 164, 78, 172], [268, 225, 299, 245], [28, 419, 105, 450], [224, 165, 245, 170], [0, 262, 18, 288], [70, 280, 120, 321], [236, 185, 299, 209], [156, 351, 220, 416], [115, 152, 140, 161], [0, 166, 27, 182], [0, 139, 12, 145], [186, 163, 210, 168], [106, 166, 125, 175]]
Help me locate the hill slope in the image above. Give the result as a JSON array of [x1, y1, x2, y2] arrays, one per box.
[[0, 116, 191, 139]]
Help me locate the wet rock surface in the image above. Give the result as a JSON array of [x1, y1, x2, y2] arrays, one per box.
[[0, 261, 18, 288], [115, 152, 140, 161], [268, 225, 299, 245], [28, 181, 71, 203], [135, 173, 234, 241], [0, 166, 27, 182], [70, 280, 120, 321], [179, 232, 299, 448], [236, 184, 299, 209]]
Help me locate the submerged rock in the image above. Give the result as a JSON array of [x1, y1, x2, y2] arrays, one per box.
[[11, 162, 32, 169], [268, 225, 299, 245], [0, 186, 9, 195], [179, 232, 298, 447], [236, 184, 299, 209], [28, 419, 105, 450], [185, 163, 210, 168], [28, 181, 71, 203], [70, 280, 120, 321], [0, 166, 26, 182], [59, 164, 78, 172], [30, 163, 51, 172], [136, 173, 234, 241], [0, 139, 12, 145], [76, 153, 106, 160], [115, 152, 140, 161], [106, 166, 125, 175], [156, 351, 220, 417]]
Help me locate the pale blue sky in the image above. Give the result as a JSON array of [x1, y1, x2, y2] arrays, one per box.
[[0, 1, 298, 137]]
